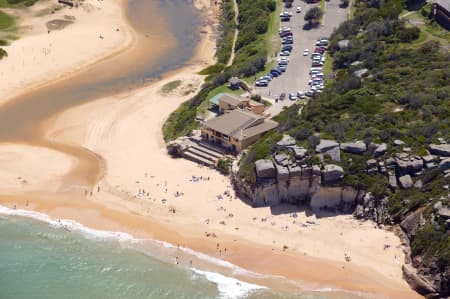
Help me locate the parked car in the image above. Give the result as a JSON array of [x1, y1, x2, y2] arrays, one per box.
[[278, 65, 287, 72], [280, 51, 290, 56], [305, 90, 313, 97], [255, 80, 268, 87], [312, 61, 324, 67], [310, 67, 323, 72], [280, 31, 293, 38], [280, 17, 291, 22], [282, 45, 293, 52], [296, 6, 302, 13], [280, 92, 286, 100], [277, 57, 289, 62], [297, 91, 306, 99], [280, 11, 293, 17], [259, 76, 272, 81], [303, 49, 309, 56], [289, 92, 297, 100], [315, 47, 327, 52], [282, 39, 293, 45], [279, 27, 291, 33]]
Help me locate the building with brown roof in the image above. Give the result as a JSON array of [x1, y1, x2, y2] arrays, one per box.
[[210, 93, 265, 115], [201, 109, 278, 152], [431, 0, 450, 29]]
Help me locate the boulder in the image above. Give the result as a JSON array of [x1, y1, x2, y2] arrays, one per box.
[[437, 207, 450, 219], [399, 175, 413, 189], [321, 147, 341, 162], [354, 68, 368, 78], [277, 134, 296, 147], [394, 139, 405, 146], [374, 143, 387, 156], [291, 146, 307, 159], [367, 159, 377, 168], [402, 264, 436, 295], [322, 164, 344, 183], [414, 179, 423, 189], [274, 153, 289, 165], [276, 165, 289, 181], [429, 144, 450, 156], [255, 160, 276, 178], [433, 201, 442, 212], [389, 175, 398, 189], [340, 140, 367, 154], [354, 204, 364, 219], [400, 209, 423, 238], [316, 139, 339, 153], [422, 155, 436, 163], [439, 158, 450, 170]]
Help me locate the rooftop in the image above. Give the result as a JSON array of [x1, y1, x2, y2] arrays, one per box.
[[209, 93, 248, 107], [203, 110, 278, 140], [434, 0, 450, 12]]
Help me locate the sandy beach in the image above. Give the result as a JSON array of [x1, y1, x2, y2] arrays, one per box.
[[0, 0, 132, 106], [0, 0, 422, 298]]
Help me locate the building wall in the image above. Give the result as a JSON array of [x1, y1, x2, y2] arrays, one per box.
[[431, 3, 450, 30]]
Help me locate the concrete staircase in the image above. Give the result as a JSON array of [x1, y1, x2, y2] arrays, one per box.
[[182, 142, 225, 167]]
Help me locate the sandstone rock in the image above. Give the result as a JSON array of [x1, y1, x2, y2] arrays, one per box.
[[394, 139, 405, 146], [400, 209, 423, 238], [321, 147, 341, 162], [402, 264, 436, 295], [433, 201, 443, 212], [389, 175, 398, 189], [288, 165, 301, 178], [322, 164, 344, 183], [354, 68, 368, 78], [399, 175, 413, 189], [425, 162, 437, 169], [414, 179, 423, 189], [291, 146, 307, 159], [276, 165, 289, 181], [277, 134, 296, 147], [301, 166, 312, 179], [437, 207, 450, 219], [340, 140, 367, 154], [355, 204, 364, 218], [439, 158, 450, 170], [403, 147, 412, 153], [367, 159, 377, 168], [316, 139, 339, 153], [274, 153, 289, 165], [386, 157, 396, 167], [429, 144, 450, 156], [312, 165, 321, 176], [374, 143, 387, 156], [422, 155, 436, 163], [396, 152, 409, 160], [255, 160, 276, 178]]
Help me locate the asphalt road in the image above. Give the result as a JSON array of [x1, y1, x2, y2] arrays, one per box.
[[255, 0, 350, 116]]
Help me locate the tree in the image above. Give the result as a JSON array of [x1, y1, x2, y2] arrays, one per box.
[[304, 7, 323, 25]]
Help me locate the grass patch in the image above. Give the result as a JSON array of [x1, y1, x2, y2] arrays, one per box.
[[0, 0, 39, 8], [161, 80, 182, 94], [199, 64, 225, 76], [0, 10, 14, 30], [323, 52, 334, 84], [197, 84, 245, 118]]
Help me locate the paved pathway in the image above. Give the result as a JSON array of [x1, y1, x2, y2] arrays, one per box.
[[227, 0, 239, 66]]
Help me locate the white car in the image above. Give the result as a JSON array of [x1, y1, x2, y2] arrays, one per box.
[[296, 6, 302, 13], [289, 92, 297, 100], [277, 57, 290, 62], [303, 49, 309, 56], [297, 91, 306, 99]]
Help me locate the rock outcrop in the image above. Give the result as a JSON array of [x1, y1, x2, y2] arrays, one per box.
[[429, 144, 450, 157], [255, 159, 276, 178], [340, 140, 367, 154]]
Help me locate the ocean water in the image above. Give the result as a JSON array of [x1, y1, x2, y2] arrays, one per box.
[[0, 208, 365, 299]]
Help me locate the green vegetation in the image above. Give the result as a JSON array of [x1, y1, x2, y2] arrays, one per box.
[[163, 0, 279, 141], [304, 7, 323, 27], [239, 0, 450, 276], [217, 158, 232, 175], [0, 47, 7, 59], [0, 0, 38, 7], [0, 10, 13, 30], [160, 80, 182, 94], [216, 0, 236, 64]]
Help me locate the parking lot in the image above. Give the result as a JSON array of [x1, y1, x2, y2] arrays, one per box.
[[254, 0, 350, 116]]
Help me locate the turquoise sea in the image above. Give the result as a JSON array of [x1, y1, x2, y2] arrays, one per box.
[[0, 207, 368, 299]]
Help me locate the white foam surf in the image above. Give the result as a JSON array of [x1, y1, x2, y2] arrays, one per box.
[[191, 268, 266, 299]]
